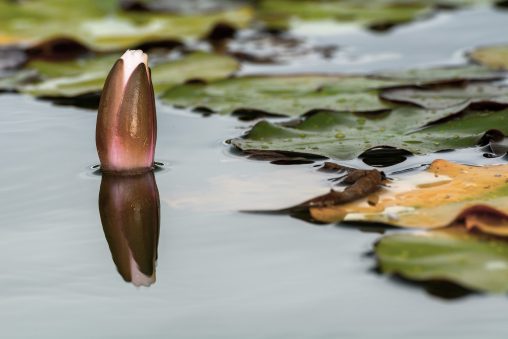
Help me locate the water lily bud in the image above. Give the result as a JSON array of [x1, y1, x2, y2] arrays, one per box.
[[99, 172, 160, 287], [96, 50, 156, 174]]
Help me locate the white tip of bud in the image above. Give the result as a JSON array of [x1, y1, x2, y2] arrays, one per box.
[[121, 50, 148, 86]]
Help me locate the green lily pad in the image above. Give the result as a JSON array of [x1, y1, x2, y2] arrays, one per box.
[[162, 75, 403, 117], [257, 0, 496, 31], [469, 45, 508, 70], [380, 83, 508, 109], [375, 228, 508, 293], [231, 107, 508, 160], [12, 52, 238, 97], [0, 0, 253, 51], [375, 64, 502, 84], [258, 0, 430, 31], [161, 65, 501, 117], [0, 69, 38, 92]]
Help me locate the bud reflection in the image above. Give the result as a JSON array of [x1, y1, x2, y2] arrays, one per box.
[[99, 172, 160, 287]]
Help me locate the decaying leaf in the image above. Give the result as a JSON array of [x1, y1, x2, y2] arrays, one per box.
[[231, 107, 508, 161], [284, 164, 385, 213], [469, 45, 508, 70], [375, 228, 508, 293], [306, 159, 508, 232]]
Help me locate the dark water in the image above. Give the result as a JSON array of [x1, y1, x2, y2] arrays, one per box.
[[1, 7, 508, 339]]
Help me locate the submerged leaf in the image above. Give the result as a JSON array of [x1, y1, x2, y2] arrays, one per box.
[[307, 159, 508, 230], [469, 45, 508, 70], [231, 107, 508, 161], [375, 228, 508, 293]]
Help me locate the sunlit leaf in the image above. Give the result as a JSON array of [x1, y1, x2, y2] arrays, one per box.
[[469, 45, 508, 70], [0, 0, 253, 51]]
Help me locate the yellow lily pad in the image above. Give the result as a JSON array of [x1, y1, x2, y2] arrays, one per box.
[[0, 0, 253, 51], [308, 159, 508, 232], [469, 45, 508, 70]]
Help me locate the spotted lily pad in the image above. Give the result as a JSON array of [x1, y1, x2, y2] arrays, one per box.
[[0, 0, 253, 51], [380, 83, 508, 109], [375, 228, 508, 293], [469, 45, 508, 70], [9, 52, 239, 97], [231, 107, 508, 160], [305, 159, 508, 229], [161, 65, 501, 117]]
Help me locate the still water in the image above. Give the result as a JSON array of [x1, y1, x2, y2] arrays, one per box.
[[1, 7, 508, 339]]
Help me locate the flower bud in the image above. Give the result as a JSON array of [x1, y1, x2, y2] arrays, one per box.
[[96, 50, 156, 174], [99, 172, 160, 287]]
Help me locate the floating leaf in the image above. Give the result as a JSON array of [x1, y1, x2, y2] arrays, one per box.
[[375, 65, 502, 84], [306, 159, 508, 229], [120, 0, 246, 14], [231, 107, 508, 161], [0, 0, 253, 51], [8, 52, 238, 97], [469, 45, 508, 70], [283, 164, 385, 212], [375, 228, 508, 293], [380, 83, 508, 109], [257, 0, 431, 31], [257, 0, 497, 31], [162, 65, 501, 117], [163, 75, 403, 117]]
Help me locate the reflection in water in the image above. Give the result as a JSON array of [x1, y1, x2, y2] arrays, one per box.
[[99, 172, 160, 287]]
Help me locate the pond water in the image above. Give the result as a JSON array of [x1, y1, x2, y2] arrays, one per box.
[[1, 7, 508, 339]]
